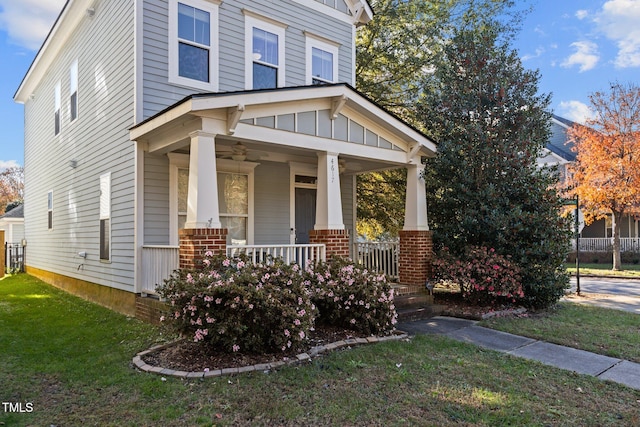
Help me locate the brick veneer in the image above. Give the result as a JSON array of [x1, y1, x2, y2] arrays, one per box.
[[309, 229, 350, 259], [179, 228, 228, 269], [399, 230, 433, 286], [135, 296, 170, 325]]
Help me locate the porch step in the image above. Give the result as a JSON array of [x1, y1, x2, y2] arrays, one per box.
[[393, 284, 444, 322]]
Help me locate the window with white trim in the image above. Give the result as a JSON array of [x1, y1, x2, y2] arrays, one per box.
[[47, 191, 53, 230], [54, 82, 61, 135], [305, 33, 339, 85], [169, 0, 219, 91], [99, 173, 111, 261], [70, 60, 78, 121], [244, 12, 286, 90]]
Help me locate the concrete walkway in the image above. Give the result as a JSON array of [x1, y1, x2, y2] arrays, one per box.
[[397, 316, 640, 391]]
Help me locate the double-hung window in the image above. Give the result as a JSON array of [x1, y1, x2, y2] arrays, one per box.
[[305, 32, 339, 85], [99, 173, 111, 261], [244, 11, 286, 90], [169, 0, 219, 91], [47, 191, 53, 230], [70, 60, 78, 121], [54, 82, 61, 135]]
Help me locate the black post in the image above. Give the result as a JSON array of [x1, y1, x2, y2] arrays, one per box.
[[575, 195, 580, 296]]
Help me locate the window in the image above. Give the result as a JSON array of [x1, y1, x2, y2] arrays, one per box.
[[305, 33, 339, 85], [100, 173, 111, 261], [218, 172, 249, 244], [70, 60, 78, 121], [169, 0, 219, 91], [47, 191, 53, 230], [54, 82, 61, 135], [244, 11, 286, 90]]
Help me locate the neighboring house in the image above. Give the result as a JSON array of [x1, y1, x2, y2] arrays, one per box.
[[0, 204, 25, 244], [540, 114, 639, 247], [14, 0, 436, 318]]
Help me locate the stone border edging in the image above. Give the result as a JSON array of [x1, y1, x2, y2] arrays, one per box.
[[133, 330, 409, 379]]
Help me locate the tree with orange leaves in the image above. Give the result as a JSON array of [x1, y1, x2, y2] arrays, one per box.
[[568, 82, 640, 271]]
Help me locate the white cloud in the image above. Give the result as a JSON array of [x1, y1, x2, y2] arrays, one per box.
[[522, 47, 545, 62], [557, 100, 593, 124], [595, 0, 640, 68], [561, 41, 599, 72], [0, 160, 20, 171], [0, 0, 66, 51], [575, 10, 589, 20]]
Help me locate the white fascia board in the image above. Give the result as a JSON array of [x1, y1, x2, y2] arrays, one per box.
[[15, 0, 91, 103], [233, 122, 409, 165], [130, 100, 196, 141]]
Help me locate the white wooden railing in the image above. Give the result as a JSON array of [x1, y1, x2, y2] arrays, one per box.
[[573, 238, 640, 252], [353, 241, 399, 280], [227, 244, 326, 267], [141, 245, 179, 295]]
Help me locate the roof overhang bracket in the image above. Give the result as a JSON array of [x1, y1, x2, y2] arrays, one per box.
[[227, 104, 246, 135], [331, 95, 347, 119], [407, 143, 422, 162]]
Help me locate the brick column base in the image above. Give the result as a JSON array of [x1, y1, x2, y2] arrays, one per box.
[[179, 228, 228, 269], [309, 229, 350, 260], [399, 230, 433, 286]]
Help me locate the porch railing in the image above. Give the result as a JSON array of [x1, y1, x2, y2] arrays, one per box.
[[353, 241, 399, 280], [227, 244, 326, 267], [572, 238, 640, 252], [141, 245, 179, 295]]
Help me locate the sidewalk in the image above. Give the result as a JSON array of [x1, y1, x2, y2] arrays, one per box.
[[397, 316, 640, 391]]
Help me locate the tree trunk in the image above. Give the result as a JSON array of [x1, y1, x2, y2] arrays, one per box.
[[612, 211, 623, 271]]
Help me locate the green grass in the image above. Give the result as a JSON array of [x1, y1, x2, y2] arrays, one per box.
[[2, 274, 640, 426], [566, 263, 640, 277], [481, 302, 640, 363]]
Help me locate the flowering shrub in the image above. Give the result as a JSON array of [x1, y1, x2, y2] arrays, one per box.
[[432, 246, 524, 306], [304, 257, 397, 336], [157, 254, 316, 354]]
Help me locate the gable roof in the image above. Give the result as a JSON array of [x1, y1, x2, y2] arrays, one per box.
[[547, 114, 577, 162], [0, 204, 24, 220]]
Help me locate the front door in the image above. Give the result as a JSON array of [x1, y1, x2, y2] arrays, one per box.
[[295, 188, 316, 244]]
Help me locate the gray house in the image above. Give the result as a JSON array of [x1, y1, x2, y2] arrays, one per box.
[[14, 0, 436, 318]]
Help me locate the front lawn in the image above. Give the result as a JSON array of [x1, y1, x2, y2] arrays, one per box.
[[566, 263, 640, 278], [1, 274, 639, 426]]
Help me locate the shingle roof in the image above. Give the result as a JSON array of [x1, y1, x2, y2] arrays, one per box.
[[0, 204, 24, 219], [546, 115, 577, 162]]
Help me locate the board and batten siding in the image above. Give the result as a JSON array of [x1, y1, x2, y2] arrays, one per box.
[[22, 1, 137, 292], [141, 0, 354, 119]]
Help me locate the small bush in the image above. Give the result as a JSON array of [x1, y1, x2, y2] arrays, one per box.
[[305, 257, 397, 336], [432, 246, 524, 306], [157, 254, 316, 354]]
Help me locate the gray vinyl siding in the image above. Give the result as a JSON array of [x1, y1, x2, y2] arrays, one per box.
[[254, 161, 291, 244], [142, 0, 354, 119], [144, 153, 171, 244], [22, 1, 136, 292], [340, 174, 354, 239]]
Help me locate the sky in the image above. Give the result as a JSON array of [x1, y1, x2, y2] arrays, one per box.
[[1, 0, 639, 169]]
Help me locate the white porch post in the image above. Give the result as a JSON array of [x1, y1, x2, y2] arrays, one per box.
[[315, 152, 344, 230], [403, 162, 429, 231], [185, 130, 221, 229]]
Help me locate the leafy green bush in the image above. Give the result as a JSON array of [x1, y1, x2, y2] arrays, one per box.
[[157, 254, 316, 354], [157, 254, 397, 355], [432, 246, 524, 306], [305, 257, 397, 336]]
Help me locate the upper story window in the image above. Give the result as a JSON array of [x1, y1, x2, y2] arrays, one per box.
[[305, 32, 339, 85], [70, 60, 78, 122], [54, 82, 61, 135], [169, 0, 219, 91], [244, 11, 286, 90]]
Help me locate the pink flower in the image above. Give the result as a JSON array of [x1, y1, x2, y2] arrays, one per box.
[[232, 344, 240, 352], [284, 329, 290, 337], [222, 258, 231, 267], [299, 331, 305, 339], [493, 265, 500, 270]]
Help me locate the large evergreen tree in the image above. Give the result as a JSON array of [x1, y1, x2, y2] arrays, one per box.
[[420, 25, 571, 308]]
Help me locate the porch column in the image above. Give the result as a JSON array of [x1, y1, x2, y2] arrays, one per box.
[[310, 152, 350, 259], [180, 131, 227, 269], [185, 131, 221, 229], [399, 163, 433, 287]]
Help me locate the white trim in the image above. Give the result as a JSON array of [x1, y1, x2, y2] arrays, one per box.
[[289, 0, 371, 26], [168, 153, 258, 245], [134, 0, 144, 123], [134, 142, 145, 293], [243, 10, 287, 90], [99, 172, 112, 262], [47, 190, 54, 231], [69, 59, 78, 122], [289, 162, 318, 244], [54, 81, 61, 136], [168, 0, 220, 92], [305, 32, 339, 85]]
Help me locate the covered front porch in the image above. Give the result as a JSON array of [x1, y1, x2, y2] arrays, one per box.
[[131, 84, 436, 295]]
